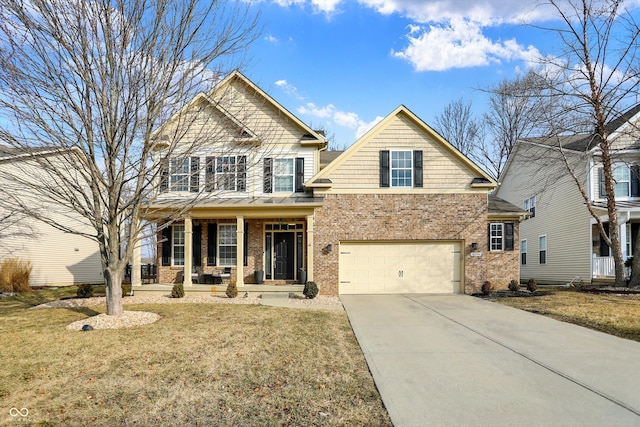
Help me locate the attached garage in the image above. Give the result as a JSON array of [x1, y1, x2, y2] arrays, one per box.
[[338, 241, 463, 294]]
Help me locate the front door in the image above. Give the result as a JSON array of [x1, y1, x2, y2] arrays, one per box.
[[274, 232, 295, 280]]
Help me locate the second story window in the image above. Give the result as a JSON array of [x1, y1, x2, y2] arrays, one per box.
[[613, 166, 630, 197], [379, 150, 423, 188], [598, 165, 640, 199], [205, 155, 247, 192], [263, 157, 305, 193], [524, 196, 536, 218], [170, 158, 190, 192], [391, 151, 413, 187], [274, 158, 294, 192]]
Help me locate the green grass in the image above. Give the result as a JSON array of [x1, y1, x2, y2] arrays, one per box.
[[490, 288, 640, 342], [0, 288, 391, 426]]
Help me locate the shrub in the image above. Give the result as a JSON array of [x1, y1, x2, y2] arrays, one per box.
[[77, 283, 94, 298], [481, 280, 494, 295], [226, 282, 238, 298], [303, 281, 319, 299], [527, 278, 538, 293], [171, 283, 184, 298], [121, 283, 132, 297], [0, 258, 32, 293], [508, 279, 520, 292]]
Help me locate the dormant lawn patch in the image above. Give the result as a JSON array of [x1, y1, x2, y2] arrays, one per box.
[[1, 288, 391, 426]]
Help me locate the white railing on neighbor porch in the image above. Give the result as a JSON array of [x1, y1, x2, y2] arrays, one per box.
[[592, 255, 615, 277]]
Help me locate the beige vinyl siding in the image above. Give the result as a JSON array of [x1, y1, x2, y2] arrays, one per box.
[[325, 114, 476, 192], [497, 143, 592, 284]]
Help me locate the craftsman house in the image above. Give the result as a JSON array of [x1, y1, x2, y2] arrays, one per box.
[[133, 71, 525, 295], [495, 104, 640, 285]]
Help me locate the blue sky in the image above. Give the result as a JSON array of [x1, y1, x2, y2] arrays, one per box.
[[238, 0, 640, 149]]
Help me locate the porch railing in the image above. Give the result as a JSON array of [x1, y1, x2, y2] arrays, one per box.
[[592, 256, 615, 277]]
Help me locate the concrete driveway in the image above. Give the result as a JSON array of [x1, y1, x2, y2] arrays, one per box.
[[341, 294, 640, 427]]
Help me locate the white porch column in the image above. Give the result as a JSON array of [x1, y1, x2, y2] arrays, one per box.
[[236, 216, 244, 287], [306, 214, 314, 282], [184, 216, 193, 286], [131, 231, 142, 286], [621, 222, 628, 259]]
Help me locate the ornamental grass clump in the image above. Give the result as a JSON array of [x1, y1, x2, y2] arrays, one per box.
[[226, 282, 238, 298], [527, 278, 538, 293], [0, 258, 32, 293], [76, 283, 94, 298], [171, 284, 185, 298], [481, 280, 494, 295], [508, 279, 520, 292], [303, 281, 319, 299]]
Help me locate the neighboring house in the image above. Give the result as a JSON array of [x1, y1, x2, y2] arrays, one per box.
[[495, 104, 640, 285], [0, 147, 103, 286], [134, 71, 526, 295]]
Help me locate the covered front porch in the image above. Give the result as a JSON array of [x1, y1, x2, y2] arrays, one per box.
[[131, 197, 322, 289], [591, 202, 640, 279]]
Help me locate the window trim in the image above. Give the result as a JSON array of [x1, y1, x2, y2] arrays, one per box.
[[524, 196, 536, 219], [539, 235, 547, 265], [521, 239, 527, 265], [169, 158, 190, 192], [390, 150, 413, 188], [273, 158, 295, 193], [490, 223, 504, 252], [218, 224, 237, 267], [172, 225, 185, 266]]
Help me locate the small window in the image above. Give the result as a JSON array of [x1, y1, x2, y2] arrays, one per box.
[[539, 235, 547, 264], [218, 224, 237, 266], [521, 239, 527, 265], [274, 158, 294, 192], [391, 151, 413, 187], [169, 158, 190, 192], [490, 223, 504, 251], [613, 166, 630, 197], [172, 225, 185, 266], [524, 196, 536, 218]]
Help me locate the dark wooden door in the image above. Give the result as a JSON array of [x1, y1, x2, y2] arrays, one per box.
[[274, 232, 295, 280]]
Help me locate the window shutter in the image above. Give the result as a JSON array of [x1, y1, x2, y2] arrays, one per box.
[[413, 150, 423, 188], [487, 224, 491, 250], [264, 158, 273, 193], [380, 150, 390, 188], [190, 157, 200, 192], [505, 223, 514, 251], [244, 221, 249, 266], [598, 168, 606, 198], [205, 156, 215, 192], [238, 156, 247, 192], [193, 224, 202, 267], [161, 227, 171, 266], [600, 222, 610, 257], [632, 165, 640, 197], [159, 158, 169, 193], [295, 158, 305, 193], [207, 223, 217, 266]]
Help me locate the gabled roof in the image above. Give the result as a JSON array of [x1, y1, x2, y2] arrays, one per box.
[[488, 195, 528, 220], [153, 70, 328, 149], [308, 105, 496, 188]]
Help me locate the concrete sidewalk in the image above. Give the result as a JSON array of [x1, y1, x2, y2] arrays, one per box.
[[341, 294, 640, 427]]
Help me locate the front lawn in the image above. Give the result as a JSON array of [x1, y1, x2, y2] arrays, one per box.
[[0, 288, 391, 426], [488, 288, 640, 342]]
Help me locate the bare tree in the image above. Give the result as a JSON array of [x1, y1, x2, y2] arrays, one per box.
[[433, 98, 482, 157], [480, 71, 552, 179], [522, 0, 640, 286], [0, 0, 260, 314]]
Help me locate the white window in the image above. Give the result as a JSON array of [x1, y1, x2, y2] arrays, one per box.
[[218, 224, 237, 266], [521, 239, 527, 265], [539, 235, 547, 264], [170, 158, 190, 192], [172, 225, 185, 266], [613, 166, 630, 197], [391, 151, 413, 187], [490, 223, 504, 251], [524, 196, 536, 218], [274, 158, 294, 192], [215, 156, 246, 191]]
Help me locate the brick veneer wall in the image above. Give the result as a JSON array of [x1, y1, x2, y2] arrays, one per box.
[[312, 193, 520, 296]]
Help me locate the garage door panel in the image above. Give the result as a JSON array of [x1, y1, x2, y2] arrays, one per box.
[[339, 241, 462, 295]]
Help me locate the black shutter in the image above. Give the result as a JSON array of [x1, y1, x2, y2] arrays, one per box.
[[193, 224, 202, 267], [160, 158, 169, 193], [161, 227, 171, 266], [190, 157, 200, 192], [238, 156, 247, 192], [244, 221, 249, 266], [413, 150, 423, 188], [505, 223, 514, 251], [295, 157, 305, 193], [599, 168, 606, 198], [207, 223, 217, 266], [264, 158, 273, 193], [600, 222, 610, 257], [205, 156, 215, 192], [380, 150, 390, 188], [632, 165, 640, 197]]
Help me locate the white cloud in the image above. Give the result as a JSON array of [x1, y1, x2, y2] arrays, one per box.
[[393, 18, 540, 71], [264, 34, 279, 43], [296, 102, 382, 140]]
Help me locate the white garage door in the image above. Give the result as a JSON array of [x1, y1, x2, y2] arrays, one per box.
[[339, 241, 462, 294]]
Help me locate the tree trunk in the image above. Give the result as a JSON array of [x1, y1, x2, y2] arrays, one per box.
[[105, 268, 123, 316]]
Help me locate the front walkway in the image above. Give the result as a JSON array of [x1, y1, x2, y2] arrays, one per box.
[[342, 294, 640, 427]]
